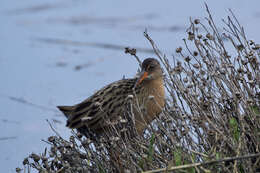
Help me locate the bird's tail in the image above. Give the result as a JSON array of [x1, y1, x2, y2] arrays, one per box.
[[57, 105, 75, 118]]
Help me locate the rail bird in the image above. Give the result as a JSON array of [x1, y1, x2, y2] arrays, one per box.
[[57, 58, 165, 138]]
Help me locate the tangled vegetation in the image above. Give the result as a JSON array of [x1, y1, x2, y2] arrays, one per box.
[[17, 5, 260, 173]]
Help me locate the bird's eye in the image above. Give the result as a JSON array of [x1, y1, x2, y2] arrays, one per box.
[[147, 65, 155, 71]]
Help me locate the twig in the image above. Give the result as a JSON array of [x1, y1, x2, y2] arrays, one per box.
[[46, 119, 62, 138], [142, 153, 260, 173], [125, 47, 142, 68], [143, 30, 163, 60]]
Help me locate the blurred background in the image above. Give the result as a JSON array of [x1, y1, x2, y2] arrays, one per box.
[[1, 0, 260, 172]]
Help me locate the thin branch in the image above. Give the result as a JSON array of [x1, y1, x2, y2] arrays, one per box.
[[46, 119, 62, 138], [142, 153, 260, 173], [143, 30, 163, 60]]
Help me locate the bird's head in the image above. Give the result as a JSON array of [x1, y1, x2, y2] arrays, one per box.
[[136, 58, 163, 85]]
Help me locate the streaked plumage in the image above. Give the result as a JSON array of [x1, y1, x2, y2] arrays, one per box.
[[57, 58, 165, 137]]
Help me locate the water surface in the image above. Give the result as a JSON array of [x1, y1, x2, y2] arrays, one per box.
[[0, 0, 260, 172]]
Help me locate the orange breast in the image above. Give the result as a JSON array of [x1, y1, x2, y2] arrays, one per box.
[[135, 78, 165, 134]]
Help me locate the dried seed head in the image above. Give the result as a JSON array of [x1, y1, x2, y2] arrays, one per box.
[[249, 40, 255, 45], [185, 56, 191, 62], [194, 19, 200, 24], [16, 168, 22, 173], [236, 44, 244, 51], [188, 32, 195, 40], [195, 39, 201, 45], [48, 136, 56, 143], [176, 47, 182, 53], [193, 63, 200, 69], [124, 47, 137, 55], [23, 158, 29, 165], [30, 153, 40, 162], [197, 34, 202, 39], [206, 33, 214, 40], [193, 51, 198, 56], [173, 66, 183, 74]]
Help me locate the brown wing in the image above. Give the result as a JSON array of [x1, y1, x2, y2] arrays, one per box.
[[57, 105, 75, 118], [58, 78, 139, 133]]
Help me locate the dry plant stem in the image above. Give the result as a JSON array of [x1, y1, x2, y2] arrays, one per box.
[[142, 153, 260, 173], [124, 47, 142, 68], [46, 119, 62, 138], [143, 30, 163, 62]]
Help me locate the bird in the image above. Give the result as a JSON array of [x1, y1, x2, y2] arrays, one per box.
[[57, 58, 165, 138]]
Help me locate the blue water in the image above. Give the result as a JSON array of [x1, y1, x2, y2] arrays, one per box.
[[0, 0, 260, 172]]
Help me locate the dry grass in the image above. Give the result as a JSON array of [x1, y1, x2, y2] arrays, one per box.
[[17, 5, 260, 173]]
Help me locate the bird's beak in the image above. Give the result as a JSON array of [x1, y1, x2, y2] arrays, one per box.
[[136, 71, 148, 85]]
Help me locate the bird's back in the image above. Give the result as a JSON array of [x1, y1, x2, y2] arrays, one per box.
[[58, 78, 140, 136]]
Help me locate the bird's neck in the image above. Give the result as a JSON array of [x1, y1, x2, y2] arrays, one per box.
[[143, 78, 165, 98]]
